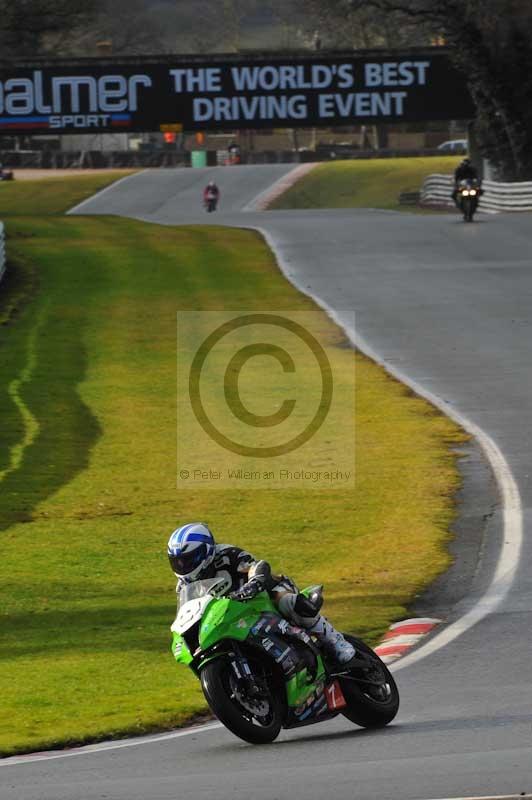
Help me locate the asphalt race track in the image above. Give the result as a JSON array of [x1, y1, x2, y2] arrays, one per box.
[[3, 165, 532, 799]]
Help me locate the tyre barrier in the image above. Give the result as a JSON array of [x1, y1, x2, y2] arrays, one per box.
[[421, 173, 532, 213]]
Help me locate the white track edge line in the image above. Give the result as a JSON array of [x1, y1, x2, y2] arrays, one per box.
[[0, 723, 223, 766], [67, 169, 147, 215], [426, 796, 532, 800], [248, 224, 523, 675]]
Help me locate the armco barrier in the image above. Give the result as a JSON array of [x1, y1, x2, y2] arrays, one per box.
[[0, 222, 5, 284], [421, 173, 532, 212]]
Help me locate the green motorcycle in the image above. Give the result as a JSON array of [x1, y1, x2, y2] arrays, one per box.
[[171, 577, 399, 744]]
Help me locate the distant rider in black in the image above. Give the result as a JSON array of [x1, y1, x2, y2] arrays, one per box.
[[452, 158, 481, 206]]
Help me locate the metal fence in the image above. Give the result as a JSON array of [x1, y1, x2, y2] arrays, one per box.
[[0, 222, 5, 285], [421, 174, 532, 212]]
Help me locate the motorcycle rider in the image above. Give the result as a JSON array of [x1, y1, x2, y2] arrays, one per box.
[[454, 157, 478, 183], [452, 157, 480, 206], [168, 522, 356, 664], [203, 179, 220, 208]]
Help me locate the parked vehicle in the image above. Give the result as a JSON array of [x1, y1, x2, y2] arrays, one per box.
[[171, 577, 399, 744], [437, 139, 468, 155], [0, 166, 14, 181]]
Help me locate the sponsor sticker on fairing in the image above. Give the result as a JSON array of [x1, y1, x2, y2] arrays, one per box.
[[250, 619, 266, 635], [325, 679, 347, 711]]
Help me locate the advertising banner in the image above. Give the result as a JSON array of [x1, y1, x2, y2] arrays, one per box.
[[0, 51, 474, 135]]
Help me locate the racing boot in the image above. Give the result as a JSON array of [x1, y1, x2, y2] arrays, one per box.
[[309, 616, 356, 664]]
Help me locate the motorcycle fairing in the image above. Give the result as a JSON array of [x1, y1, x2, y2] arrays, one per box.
[[172, 587, 338, 727], [283, 675, 344, 728], [171, 631, 193, 665], [247, 612, 321, 684], [198, 591, 278, 651]]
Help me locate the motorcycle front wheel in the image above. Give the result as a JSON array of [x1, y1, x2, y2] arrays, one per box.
[[339, 635, 399, 728], [200, 658, 283, 744], [463, 198, 474, 222]]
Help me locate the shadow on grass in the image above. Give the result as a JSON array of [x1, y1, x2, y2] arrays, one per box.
[[0, 259, 102, 532], [0, 259, 39, 478], [1, 599, 389, 660], [1, 603, 173, 658]]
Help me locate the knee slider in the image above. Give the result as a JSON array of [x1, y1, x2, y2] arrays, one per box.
[[294, 593, 321, 620], [279, 592, 320, 626]]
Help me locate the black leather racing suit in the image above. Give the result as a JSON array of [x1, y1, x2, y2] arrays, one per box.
[[453, 164, 481, 206], [176, 544, 320, 627], [454, 164, 479, 183]]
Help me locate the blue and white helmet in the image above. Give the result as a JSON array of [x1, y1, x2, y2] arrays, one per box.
[[167, 522, 216, 579]]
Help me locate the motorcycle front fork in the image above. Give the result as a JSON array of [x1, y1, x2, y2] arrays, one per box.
[[230, 645, 265, 697]]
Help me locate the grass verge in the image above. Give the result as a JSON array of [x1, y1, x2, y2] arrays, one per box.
[[0, 178, 466, 756], [269, 156, 461, 211], [0, 171, 135, 216]]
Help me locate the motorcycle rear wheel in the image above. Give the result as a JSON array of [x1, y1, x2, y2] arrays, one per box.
[[200, 658, 283, 744], [339, 636, 399, 728]]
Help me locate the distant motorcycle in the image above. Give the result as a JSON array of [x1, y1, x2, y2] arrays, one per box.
[[457, 178, 480, 222], [204, 192, 218, 213]]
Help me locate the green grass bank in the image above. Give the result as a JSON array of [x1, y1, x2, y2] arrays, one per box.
[[0, 175, 466, 756], [269, 156, 461, 211], [0, 171, 134, 216]]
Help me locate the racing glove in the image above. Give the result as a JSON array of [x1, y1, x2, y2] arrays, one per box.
[[229, 580, 261, 601], [229, 560, 273, 601]]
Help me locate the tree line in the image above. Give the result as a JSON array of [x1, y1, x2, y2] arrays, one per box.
[[0, 0, 530, 179]]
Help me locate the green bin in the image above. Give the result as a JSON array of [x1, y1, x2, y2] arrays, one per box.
[[191, 150, 207, 168]]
